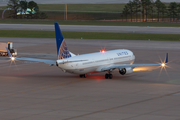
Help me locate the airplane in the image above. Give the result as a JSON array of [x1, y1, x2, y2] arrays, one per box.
[[7, 22, 168, 79]]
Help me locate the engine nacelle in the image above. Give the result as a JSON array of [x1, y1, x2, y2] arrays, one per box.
[[119, 67, 133, 75]]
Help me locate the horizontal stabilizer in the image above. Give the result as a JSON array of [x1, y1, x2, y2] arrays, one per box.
[[69, 52, 76, 57]]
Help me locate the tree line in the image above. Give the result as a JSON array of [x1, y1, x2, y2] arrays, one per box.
[[7, 0, 47, 19], [122, 0, 180, 22]]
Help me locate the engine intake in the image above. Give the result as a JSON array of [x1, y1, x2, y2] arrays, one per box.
[[119, 67, 133, 75]]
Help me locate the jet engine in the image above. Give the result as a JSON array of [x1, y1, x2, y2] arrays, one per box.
[[119, 67, 133, 75]]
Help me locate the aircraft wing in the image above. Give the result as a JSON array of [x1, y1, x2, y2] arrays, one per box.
[[6, 47, 56, 66], [101, 53, 168, 71], [16, 57, 56, 66], [101, 64, 161, 71], [15, 57, 88, 66]]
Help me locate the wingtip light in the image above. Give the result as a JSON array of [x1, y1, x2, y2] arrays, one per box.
[[11, 57, 15, 61], [161, 63, 165, 67]]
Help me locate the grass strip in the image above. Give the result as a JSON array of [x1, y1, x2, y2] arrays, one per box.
[[0, 19, 180, 27], [1, 4, 125, 12], [2, 3, 171, 12], [0, 30, 179, 41]]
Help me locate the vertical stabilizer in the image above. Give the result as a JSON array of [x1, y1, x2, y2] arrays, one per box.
[[54, 22, 71, 59]]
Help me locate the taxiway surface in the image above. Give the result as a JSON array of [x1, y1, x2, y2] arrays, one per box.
[[0, 24, 180, 34], [0, 37, 180, 120]]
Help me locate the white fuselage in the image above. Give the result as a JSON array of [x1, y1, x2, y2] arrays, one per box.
[[56, 49, 135, 74]]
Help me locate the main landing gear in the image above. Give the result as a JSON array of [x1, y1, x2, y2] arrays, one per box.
[[105, 73, 113, 79], [79, 74, 86, 78]]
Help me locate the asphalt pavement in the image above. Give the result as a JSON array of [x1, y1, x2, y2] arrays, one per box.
[[0, 24, 180, 34], [0, 37, 180, 120]]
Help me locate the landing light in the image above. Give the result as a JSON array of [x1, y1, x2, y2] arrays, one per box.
[[11, 57, 15, 61]]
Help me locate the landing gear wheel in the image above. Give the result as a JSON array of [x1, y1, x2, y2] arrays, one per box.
[[105, 74, 109, 79], [109, 74, 113, 79], [79, 74, 86, 78], [105, 73, 113, 79]]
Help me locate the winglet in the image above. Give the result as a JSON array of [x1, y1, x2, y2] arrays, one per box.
[[165, 53, 168, 63], [6, 47, 12, 58]]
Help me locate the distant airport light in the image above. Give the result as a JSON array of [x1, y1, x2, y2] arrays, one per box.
[[17, 8, 36, 15]]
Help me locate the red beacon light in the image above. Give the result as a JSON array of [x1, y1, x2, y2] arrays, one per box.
[[100, 50, 105, 53]]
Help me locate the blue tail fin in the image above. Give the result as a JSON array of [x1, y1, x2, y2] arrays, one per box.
[[54, 22, 71, 59]]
